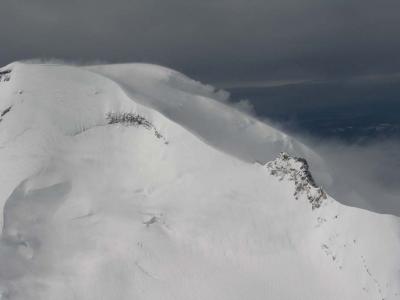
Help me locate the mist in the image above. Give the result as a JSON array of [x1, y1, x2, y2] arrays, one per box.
[[222, 94, 400, 217], [304, 136, 400, 215]]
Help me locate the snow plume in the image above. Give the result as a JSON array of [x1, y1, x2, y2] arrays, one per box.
[[214, 96, 255, 115]]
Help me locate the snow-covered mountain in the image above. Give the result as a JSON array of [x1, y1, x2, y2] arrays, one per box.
[[0, 62, 399, 300]]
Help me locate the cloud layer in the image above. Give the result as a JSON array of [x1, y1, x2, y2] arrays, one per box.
[[1, 0, 400, 84]]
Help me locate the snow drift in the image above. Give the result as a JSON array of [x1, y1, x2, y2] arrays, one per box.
[[0, 62, 399, 299]]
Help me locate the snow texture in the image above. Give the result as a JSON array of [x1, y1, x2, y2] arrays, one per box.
[[0, 62, 399, 300]]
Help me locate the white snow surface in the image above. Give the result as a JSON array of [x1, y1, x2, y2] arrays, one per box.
[[0, 62, 399, 299]]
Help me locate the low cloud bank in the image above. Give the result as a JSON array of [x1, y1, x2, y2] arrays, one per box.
[[302, 136, 400, 216], [226, 79, 400, 216]]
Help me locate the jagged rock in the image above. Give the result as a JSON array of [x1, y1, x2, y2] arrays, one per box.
[[107, 112, 152, 128], [106, 112, 166, 142], [265, 152, 327, 209], [0, 106, 12, 123], [1, 106, 11, 118], [0, 70, 11, 82]]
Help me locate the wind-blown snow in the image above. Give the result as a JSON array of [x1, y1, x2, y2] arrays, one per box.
[[86, 64, 320, 165], [0, 62, 399, 299]]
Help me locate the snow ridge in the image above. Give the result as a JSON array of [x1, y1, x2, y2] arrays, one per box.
[[265, 152, 327, 209]]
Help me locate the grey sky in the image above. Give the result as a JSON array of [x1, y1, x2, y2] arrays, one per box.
[[1, 0, 400, 86]]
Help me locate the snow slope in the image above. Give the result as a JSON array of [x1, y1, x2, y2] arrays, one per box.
[[85, 63, 319, 164], [0, 62, 399, 299]]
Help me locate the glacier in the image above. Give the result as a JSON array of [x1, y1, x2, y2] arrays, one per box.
[[0, 62, 399, 299]]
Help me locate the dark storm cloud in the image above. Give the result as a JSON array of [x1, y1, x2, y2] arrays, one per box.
[[1, 0, 400, 84]]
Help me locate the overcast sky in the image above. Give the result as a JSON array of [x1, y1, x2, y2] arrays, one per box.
[[1, 0, 400, 86]]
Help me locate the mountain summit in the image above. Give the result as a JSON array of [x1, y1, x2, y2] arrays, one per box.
[[0, 62, 399, 300]]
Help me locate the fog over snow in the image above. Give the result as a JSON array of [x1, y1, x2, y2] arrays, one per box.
[[227, 97, 400, 217]]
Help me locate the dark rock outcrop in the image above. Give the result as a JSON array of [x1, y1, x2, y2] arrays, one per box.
[[0, 69, 11, 82], [265, 152, 327, 209], [0, 106, 12, 123], [106, 112, 166, 141]]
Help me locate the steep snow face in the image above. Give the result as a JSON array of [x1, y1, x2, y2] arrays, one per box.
[[0, 62, 399, 300]]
